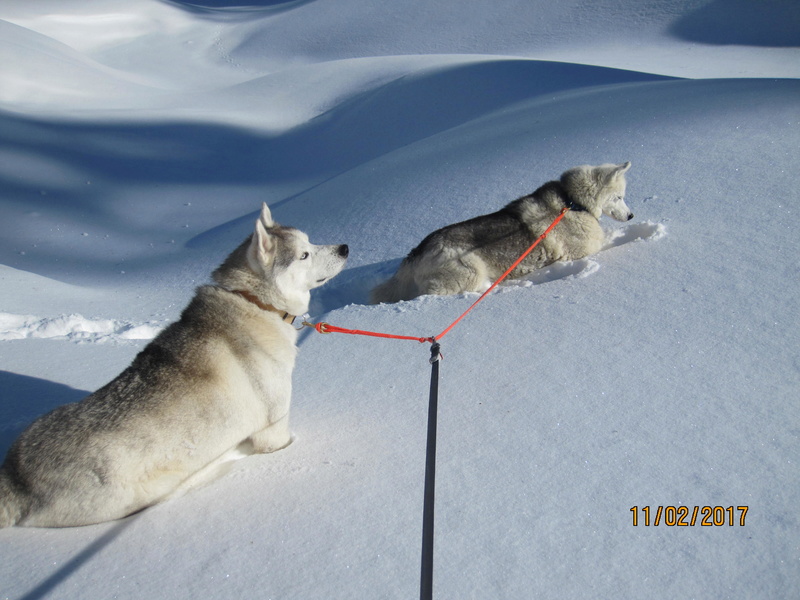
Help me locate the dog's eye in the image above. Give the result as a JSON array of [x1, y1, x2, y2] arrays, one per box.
[[300, 252, 310, 260]]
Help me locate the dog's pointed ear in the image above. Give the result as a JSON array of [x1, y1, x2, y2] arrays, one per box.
[[259, 202, 274, 229], [606, 161, 631, 183], [615, 161, 631, 176], [246, 217, 275, 272]]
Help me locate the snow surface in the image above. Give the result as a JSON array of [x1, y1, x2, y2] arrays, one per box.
[[1, 0, 799, 598]]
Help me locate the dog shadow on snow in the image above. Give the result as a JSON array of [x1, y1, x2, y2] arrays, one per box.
[[310, 220, 665, 315], [0, 371, 89, 463]]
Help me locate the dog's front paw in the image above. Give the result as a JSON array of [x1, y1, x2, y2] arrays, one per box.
[[249, 420, 293, 454]]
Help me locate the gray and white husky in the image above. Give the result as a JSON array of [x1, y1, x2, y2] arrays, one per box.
[[371, 162, 633, 303], [0, 203, 348, 528]]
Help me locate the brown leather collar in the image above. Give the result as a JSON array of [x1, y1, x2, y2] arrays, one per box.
[[230, 290, 297, 324]]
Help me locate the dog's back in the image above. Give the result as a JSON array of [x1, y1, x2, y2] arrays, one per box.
[[372, 208, 524, 302]]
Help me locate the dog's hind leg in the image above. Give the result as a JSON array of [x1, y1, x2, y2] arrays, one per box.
[[0, 471, 28, 528], [419, 253, 489, 296], [370, 267, 419, 303]]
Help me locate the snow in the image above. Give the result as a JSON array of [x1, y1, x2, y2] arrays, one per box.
[[0, 0, 798, 598], [0, 311, 162, 343]]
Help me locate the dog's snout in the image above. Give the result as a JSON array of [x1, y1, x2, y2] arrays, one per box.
[[338, 244, 349, 258]]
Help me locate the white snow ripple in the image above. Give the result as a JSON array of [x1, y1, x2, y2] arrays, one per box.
[[0, 312, 162, 342]]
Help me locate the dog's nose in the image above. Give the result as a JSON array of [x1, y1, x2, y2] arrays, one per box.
[[338, 244, 349, 258], [627, 213, 634, 221]]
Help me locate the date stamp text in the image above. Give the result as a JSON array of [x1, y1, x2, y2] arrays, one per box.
[[630, 505, 748, 527]]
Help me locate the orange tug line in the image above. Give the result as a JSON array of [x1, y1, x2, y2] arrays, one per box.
[[303, 206, 571, 344]]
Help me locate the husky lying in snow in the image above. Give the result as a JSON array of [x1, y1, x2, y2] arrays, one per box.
[[0, 203, 348, 528], [371, 162, 633, 303]]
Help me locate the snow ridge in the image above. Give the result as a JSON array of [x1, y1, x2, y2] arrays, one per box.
[[0, 312, 162, 343]]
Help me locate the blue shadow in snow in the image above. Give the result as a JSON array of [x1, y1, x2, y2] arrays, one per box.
[[15, 517, 135, 600], [670, 0, 800, 47], [0, 371, 89, 462], [1, 58, 675, 283], [162, 0, 316, 13], [309, 258, 400, 313]]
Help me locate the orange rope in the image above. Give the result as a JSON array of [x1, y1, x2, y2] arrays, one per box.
[[435, 206, 569, 340], [305, 206, 570, 344], [306, 320, 434, 344]]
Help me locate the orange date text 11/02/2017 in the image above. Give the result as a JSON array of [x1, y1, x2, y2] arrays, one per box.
[[630, 506, 749, 527]]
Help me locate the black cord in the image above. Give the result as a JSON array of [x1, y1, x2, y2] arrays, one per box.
[[420, 341, 441, 600]]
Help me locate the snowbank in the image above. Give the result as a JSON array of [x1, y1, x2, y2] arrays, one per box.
[[0, 1, 798, 599]]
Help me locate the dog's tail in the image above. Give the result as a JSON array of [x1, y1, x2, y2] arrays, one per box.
[[0, 470, 27, 528], [369, 263, 419, 304]]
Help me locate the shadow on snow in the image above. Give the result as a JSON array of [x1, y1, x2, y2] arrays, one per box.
[[0, 371, 89, 462]]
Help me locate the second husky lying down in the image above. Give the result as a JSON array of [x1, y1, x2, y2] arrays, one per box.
[[371, 162, 634, 303]]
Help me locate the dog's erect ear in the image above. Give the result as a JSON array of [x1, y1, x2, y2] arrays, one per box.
[[259, 202, 274, 229], [246, 217, 276, 272], [615, 161, 631, 176], [604, 161, 631, 183]]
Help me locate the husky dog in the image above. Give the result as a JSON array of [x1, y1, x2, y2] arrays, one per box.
[[0, 203, 348, 528], [371, 163, 633, 303]]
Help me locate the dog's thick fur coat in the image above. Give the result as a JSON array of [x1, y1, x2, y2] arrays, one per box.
[[0, 204, 348, 528], [371, 163, 633, 303]]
